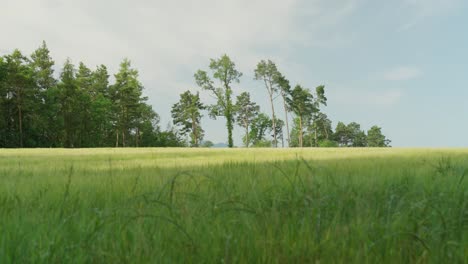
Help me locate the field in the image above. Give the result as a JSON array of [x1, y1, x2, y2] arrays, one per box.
[[0, 148, 467, 263]]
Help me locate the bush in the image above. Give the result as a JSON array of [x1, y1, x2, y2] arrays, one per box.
[[252, 140, 272, 148], [319, 139, 339, 148]]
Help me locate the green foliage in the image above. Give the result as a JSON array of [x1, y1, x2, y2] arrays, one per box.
[[334, 121, 350, 146], [30, 41, 56, 91], [314, 85, 327, 106], [312, 113, 333, 141], [155, 125, 187, 147], [110, 59, 146, 147], [254, 60, 282, 147], [334, 121, 367, 147], [0, 43, 393, 149], [0, 57, 6, 82], [273, 118, 285, 147], [135, 103, 160, 147], [333, 122, 390, 148], [0, 43, 172, 148], [235, 92, 259, 147], [275, 74, 293, 145], [347, 122, 367, 147], [254, 60, 281, 91], [75, 62, 94, 147], [57, 59, 80, 147], [286, 85, 316, 147], [30, 41, 59, 146], [318, 139, 339, 147], [201, 140, 214, 148], [2, 50, 36, 147], [87, 65, 113, 147], [91, 65, 110, 97], [367, 125, 391, 147], [252, 139, 272, 147], [0, 57, 6, 145], [248, 113, 273, 146], [171, 90, 205, 147], [195, 54, 242, 148]]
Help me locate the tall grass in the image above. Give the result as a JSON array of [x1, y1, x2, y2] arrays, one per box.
[[0, 148, 466, 263]]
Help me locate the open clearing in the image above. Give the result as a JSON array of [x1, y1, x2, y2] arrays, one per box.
[[0, 148, 467, 263]]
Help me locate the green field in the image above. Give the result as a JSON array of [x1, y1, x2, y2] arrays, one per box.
[[0, 148, 467, 263]]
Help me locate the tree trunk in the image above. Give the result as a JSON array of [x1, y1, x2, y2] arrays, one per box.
[[315, 127, 318, 147], [299, 115, 303, 148], [122, 131, 125, 147], [282, 93, 290, 147], [115, 129, 119, 147], [136, 127, 139, 147], [227, 114, 233, 147], [192, 116, 198, 147], [18, 105, 23, 148], [226, 88, 233, 148], [269, 93, 277, 148], [309, 125, 313, 147], [64, 110, 68, 148], [245, 121, 249, 148]]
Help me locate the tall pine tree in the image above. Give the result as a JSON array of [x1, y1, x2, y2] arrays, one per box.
[[110, 59, 146, 147], [31, 41, 58, 146], [58, 59, 80, 148], [3, 50, 36, 147]]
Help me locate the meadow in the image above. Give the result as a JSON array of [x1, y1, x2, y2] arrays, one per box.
[[0, 148, 467, 263]]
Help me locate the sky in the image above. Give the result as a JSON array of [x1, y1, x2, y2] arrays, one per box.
[[1, 0, 467, 147]]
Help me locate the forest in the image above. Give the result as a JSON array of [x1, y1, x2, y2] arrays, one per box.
[[0, 42, 390, 148]]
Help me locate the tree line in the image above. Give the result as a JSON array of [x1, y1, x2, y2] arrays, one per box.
[[0, 42, 184, 148], [174, 55, 390, 148], [0, 42, 390, 148]]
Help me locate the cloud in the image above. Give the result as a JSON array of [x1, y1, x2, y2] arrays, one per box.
[[383, 66, 422, 81], [0, 0, 325, 93]]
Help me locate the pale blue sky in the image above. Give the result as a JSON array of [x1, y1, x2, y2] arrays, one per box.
[[1, 0, 467, 146]]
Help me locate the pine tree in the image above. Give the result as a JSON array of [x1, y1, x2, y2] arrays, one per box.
[[58, 59, 80, 148], [286, 85, 315, 147], [3, 50, 36, 147], [367, 126, 391, 147], [75, 62, 93, 147], [31, 41, 58, 146], [171, 91, 205, 147], [110, 59, 145, 147], [276, 74, 292, 146], [234, 92, 259, 147], [254, 60, 281, 147], [90, 65, 112, 146], [0, 57, 8, 147]]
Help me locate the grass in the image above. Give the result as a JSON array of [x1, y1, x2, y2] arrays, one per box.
[[0, 148, 467, 263]]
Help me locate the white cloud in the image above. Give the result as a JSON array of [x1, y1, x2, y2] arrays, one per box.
[[383, 66, 422, 81]]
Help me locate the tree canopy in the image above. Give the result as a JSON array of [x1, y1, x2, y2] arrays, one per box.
[[171, 90, 205, 147], [0, 43, 391, 148], [0, 42, 184, 148], [195, 55, 242, 148]]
